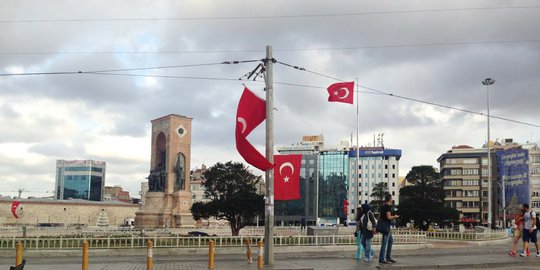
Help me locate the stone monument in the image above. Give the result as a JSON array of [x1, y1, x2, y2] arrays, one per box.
[[135, 114, 194, 228]]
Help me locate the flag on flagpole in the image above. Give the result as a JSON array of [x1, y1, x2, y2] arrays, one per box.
[[274, 154, 302, 200], [327, 81, 354, 104], [235, 87, 273, 171]]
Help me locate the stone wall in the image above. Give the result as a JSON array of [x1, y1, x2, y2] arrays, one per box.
[[0, 200, 139, 226]]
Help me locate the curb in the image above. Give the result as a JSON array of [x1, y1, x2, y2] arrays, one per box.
[[377, 260, 539, 269]]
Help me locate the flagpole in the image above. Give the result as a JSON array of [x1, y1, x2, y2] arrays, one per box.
[[264, 45, 275, 265], [355, 77, 359, 220]]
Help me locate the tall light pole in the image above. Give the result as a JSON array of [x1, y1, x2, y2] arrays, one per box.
[[482, 78, 495, 229]]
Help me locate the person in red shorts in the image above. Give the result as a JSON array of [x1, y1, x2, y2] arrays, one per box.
[[509, 209, 525, 256]]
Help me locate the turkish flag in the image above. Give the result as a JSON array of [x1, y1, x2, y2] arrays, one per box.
[[235, 87, 273, 171], [343, 199, 349, 216], [274, 154, 302, 200], [327, 81, 354, 104], [11, 201, 20, 219]]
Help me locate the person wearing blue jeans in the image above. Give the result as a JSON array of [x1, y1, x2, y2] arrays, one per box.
[[361, 203, 376, 261], [379, 193, 399, 264], [354, 207, 364, 260]]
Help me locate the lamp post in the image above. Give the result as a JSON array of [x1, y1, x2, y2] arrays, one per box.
[[482, 78, 495, 229]]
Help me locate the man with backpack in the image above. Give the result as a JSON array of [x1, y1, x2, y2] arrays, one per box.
[[361, 203, 377, 261], [520, 204, 539, 257]]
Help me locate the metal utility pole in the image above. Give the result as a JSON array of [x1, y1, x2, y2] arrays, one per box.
[[355, 78, 360, 219], [264, 45, 275, 265], [482, 78, 495, 229]]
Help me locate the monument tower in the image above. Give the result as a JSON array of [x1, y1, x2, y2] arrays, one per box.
[[135, 114, 194, 228]]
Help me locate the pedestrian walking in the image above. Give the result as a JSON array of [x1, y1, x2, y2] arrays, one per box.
[[377, 193, 399, 264], [354, 207, 364, 260], [300, 217, 306, 231], [361, 203, 376, 261], [520, 204, 539, 257], [508, 208, 524, 256]]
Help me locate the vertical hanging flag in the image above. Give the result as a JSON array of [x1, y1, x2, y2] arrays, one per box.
[[235, 87, 273, 171], [11, 201, 20, 219], [327, 81, 354, 104], [274, 154, 302, 200], [343, 199, 349, 216]]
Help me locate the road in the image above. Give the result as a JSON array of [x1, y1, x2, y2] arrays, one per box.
[[1, 240, 539, 269]]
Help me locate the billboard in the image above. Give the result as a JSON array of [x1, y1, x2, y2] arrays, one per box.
[[496, 149, 529, 206]]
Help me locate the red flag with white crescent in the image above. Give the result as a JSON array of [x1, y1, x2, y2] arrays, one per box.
[[11, 201, 20, 219], [327, 81, 354, 104], [274, 154, 302, 200], [235, 87, 273, 171]]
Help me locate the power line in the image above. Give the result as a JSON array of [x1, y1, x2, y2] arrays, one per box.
[[2, 5, 539, 23], [1, 58, 538, 128], [0, 60, 261, 77], [2, 39, 540, 56]]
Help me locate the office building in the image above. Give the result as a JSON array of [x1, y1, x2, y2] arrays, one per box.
[[348, 147, 402, 221], [55, 160, 106, 201]]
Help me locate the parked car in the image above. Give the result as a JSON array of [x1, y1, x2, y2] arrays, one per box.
[[187, 231, 210, 237]]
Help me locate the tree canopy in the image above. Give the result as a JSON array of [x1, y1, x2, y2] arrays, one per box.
[[190, 161, 264, 236], [370, 182, 388, 212], [398, 165, 459, 230], [405, 165, 441, 186]]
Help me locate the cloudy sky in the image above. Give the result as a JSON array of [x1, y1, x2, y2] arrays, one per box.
[[1, 0, 539, 199]]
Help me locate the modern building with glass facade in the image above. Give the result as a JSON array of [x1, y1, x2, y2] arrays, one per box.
[[55, 160, 106, 201], [348, 147, 402, 221], [318, 150, 349, 224]]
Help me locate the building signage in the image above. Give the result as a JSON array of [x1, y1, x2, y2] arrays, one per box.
[[348, 149, 402, 158], [496, 149, 529, 205]]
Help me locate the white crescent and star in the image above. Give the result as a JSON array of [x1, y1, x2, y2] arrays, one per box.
[[279, 162, 295, 183], [237, 117, 247, 134], [333, 87, 350, 99]]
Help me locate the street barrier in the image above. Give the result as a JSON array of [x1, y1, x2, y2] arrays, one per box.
[[208, 240, 214, 270], [82, 240, 88, 270], [147, 240, 153, 270], [425, 230, 508, 241], [243, 238, 252, 263], [15, 242, 23, 266], [0, 233, 428, 250], [257, 240, 263, 269]]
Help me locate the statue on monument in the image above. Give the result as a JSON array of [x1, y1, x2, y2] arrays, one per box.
[[147, 163, 167, 192], [174, 152, 186, 191]]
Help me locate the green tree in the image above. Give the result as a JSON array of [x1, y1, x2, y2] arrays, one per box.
[[190, 161, 264, 236], [398, 165, 459, 230], [370, 182, 388, 212]]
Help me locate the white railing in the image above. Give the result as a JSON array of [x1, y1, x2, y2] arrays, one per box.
[[0, 233, 427, 250], [426, 229, 508, 241]]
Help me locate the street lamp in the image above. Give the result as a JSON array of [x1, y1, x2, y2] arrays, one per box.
[[482, 78, 495, 229]]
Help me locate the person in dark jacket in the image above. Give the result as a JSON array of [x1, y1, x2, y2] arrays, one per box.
[[361, 203, 377, 261]]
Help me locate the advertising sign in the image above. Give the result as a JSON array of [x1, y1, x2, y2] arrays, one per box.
[[497, 149, 529, 206]]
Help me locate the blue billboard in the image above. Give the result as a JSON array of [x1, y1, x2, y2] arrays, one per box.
[[496, 149, 529, 205]]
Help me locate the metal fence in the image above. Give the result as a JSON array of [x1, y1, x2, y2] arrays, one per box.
[[425, 230, 508, 241], [0, 233, 427, 250]]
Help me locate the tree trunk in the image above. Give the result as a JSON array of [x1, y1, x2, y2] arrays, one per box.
[[230, 225, 240, 236]]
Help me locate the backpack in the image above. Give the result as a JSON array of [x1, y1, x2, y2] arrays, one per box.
[[363, 212, 375, 232], [532, 211, 540, 228]]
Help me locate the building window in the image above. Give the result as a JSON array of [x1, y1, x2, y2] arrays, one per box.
[[392, 182, 395, 187], [462, 159, 478, 164], [392, 173, 395, 178], [392, 165, 396, 169], [385, 164, 388, 169], [385, 173, 388, 178], [463, 169, 479, 175]]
